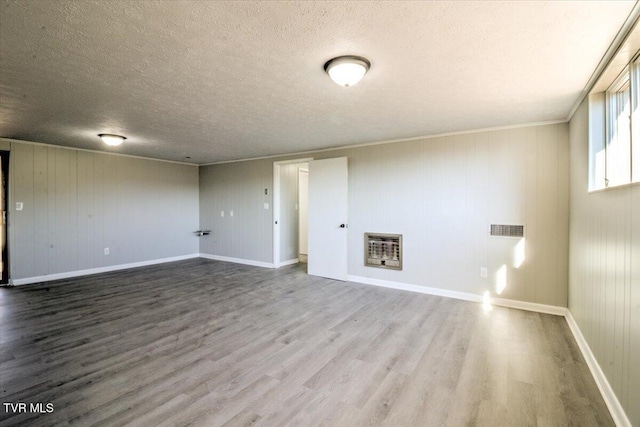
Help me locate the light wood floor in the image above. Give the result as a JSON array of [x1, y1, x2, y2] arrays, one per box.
[[1, 259, 613, 426]]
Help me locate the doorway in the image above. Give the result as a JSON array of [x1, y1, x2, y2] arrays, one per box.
[[298, 167, 308, 263], [1, 151, 9, 284], [273, 157, 349, 281], [273, 158, 312, 268]]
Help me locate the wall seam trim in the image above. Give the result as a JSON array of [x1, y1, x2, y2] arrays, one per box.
[[564, 311, 632, 427]]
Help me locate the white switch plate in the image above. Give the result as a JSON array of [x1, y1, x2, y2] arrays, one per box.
[[220, 211, 224, 217], [230, 210, 234, 217], [480, 267, 488, 278], [264, 203, 269, 210], [104, 248, 110, 255], [16, 202, 23, 211]]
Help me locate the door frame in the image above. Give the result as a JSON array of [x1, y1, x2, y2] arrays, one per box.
[[273, 158, 313, 268], [1, 151, 9, 284]]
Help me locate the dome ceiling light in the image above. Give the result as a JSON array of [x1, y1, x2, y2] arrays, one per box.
[[324, 56, 371, 87], [98, 134, 126, 146]]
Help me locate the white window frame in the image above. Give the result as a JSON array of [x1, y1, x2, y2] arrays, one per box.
[[589, 52, 640, 191]]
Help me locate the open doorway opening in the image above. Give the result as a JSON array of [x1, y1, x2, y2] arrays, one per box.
[[273, 158, 312, 268], [274, 157, 349, 279], [1, 151, 9, 284], [298, 167, 308, 263]]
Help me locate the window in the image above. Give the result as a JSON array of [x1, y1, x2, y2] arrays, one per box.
[[589, 54, 640, 190], [606, 66, 631, 187]]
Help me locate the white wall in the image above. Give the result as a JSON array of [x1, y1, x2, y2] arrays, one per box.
[[8, 140, 200, 281], [199, 159, 273, 262], [568, 100, 639, 426], [199, 122, 569, 307]]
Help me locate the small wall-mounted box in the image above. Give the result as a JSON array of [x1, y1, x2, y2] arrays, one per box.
[[365, 233, 402, 270]]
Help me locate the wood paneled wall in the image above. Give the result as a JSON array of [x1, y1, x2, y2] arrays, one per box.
[[9, 141, 199, 280], [568, 100, 639, 426], [199, 123, 569, 307]]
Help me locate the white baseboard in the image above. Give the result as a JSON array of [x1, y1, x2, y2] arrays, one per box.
[[491, 296, 567, 316], [279, 258, 299, 267], [199, 253, 275, 269], [565, 311, 631, 427], [10, 254, 200, 286], [348, 274, 483, 302], [346, 275, 567, 316]]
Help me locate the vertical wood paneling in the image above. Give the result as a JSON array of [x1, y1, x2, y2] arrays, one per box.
[[11, 144, 34, 279], [33, 146, 48, 276], [568, 99, 639, 426], [629, 185, 639, 424], [557, 123, 570, 308], [199, 160, 274, 263], [76, 151, 91, 269], [92, 153, 105, 267], [8, 142, 199, 280]]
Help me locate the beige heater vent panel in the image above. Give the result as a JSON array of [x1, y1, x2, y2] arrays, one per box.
[[365, 233, 402, 270], [490, 224, 524, 238]]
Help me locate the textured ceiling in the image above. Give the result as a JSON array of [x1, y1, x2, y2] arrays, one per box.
[[0, 1, 635, 164]]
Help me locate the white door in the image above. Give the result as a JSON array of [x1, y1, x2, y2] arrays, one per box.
[[308, 157, 348, 281]]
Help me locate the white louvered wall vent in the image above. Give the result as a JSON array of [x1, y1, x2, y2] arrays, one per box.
[[490, 224, 524, 238]]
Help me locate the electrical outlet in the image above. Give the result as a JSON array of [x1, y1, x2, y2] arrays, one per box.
[[16, 202, 23, 211], [264, 203, 269, 210], [264, 188, 269, 195], [480, 267, 488, 278], [104, 248, 110, 255]]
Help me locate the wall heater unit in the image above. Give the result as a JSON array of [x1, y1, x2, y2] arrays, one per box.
[[365, 233, 402, 270]]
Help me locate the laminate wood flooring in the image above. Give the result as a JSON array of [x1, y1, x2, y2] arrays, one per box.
[[0, 259, 613, 426]]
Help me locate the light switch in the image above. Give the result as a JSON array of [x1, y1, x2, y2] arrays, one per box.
[[220, 211, 224, 217], [16, 202, 23, 211], [230, 210, 234, 217], [264, 203, 269, 210], [480, 267, 488, 278]]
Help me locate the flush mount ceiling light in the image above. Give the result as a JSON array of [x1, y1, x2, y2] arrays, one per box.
[[98, 133, 126, 146], [324, 55, 370, 87]]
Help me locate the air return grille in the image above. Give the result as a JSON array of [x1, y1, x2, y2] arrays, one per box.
[[365, 233, 402, 270], [490, 224, 524, 238]]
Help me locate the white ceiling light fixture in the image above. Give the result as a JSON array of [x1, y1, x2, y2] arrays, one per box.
[[324, 55, 371, 87], [98, 133, 126, 146]]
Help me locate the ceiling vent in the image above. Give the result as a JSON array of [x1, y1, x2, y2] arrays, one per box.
[[490, 224, 524, 238]]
